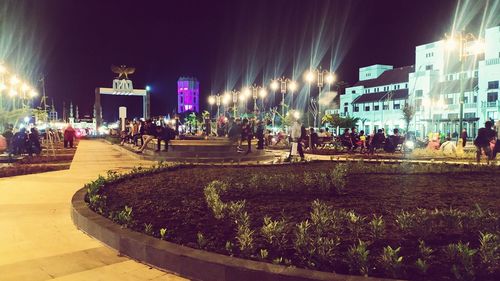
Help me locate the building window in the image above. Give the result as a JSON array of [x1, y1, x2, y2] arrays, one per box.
[[446, 94, 454, 104], [374, 105, 380, 111], [393, 102, 401, 110], [488, 81, 499, 89], [425, 65, 433, 70], [405, 83, 408, 88], [353, 106, 359, 112], [487, 111, 498, 120], [464, 113, 476, 119], [344, 106, 348, 113], [365, 105, 370, 111], [351, 90, 356, 94], [415, 90, 423, 97], [487, 92, 498, 102], [383, 102, 389, 110]]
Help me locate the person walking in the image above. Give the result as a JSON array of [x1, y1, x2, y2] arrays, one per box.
[[474, 121, 496, 164], [460, 128, 467, 147]]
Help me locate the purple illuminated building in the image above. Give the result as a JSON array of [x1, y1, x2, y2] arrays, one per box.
[[177, 77, 200, 113]]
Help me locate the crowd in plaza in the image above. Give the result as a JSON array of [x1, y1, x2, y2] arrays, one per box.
[[0, 124, 79, 157], [118, 119, 177, 153]]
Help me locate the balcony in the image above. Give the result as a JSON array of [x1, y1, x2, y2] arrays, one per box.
[[481, 101, 499, 108], [464, 103, 478, 109], [486, 58, 500, 66]]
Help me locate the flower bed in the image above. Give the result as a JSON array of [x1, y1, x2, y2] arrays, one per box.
[[87, 162, 500, 280]]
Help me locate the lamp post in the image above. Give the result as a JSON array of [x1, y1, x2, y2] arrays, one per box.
[[245, 85, 267, 116], [270, 77, 297, 118], [231, 89, 242, 118], [258, 88, 267, 118], [305, 67, 335, 128], [444, 31, 484, 138], [222, 92, 230, 117]]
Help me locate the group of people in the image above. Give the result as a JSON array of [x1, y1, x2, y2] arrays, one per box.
[[226, 117, 267, 154], [119, 119, 176, 153], [336, 127, 403, 154], [1, 126, 42, 156], [474, 120, 500, 164]]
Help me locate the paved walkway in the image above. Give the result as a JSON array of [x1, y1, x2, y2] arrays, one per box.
[[0, 140, 188, 281]]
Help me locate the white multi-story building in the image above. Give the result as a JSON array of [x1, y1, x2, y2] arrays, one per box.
[[336, 25, 500, 138]]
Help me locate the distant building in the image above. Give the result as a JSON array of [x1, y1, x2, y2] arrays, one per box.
[[177, 77, 200, 113], [331, 25, 500, 139]]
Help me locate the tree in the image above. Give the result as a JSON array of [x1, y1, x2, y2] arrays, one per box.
[[401, 104, 416, 134], [322, 113, 360, 129]]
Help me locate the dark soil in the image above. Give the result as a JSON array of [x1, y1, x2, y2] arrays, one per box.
[[99, 163, 500, 280], [0, 141, 77, 178]]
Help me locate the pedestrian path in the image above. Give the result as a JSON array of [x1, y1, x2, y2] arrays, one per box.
[[0, 140, 188, 281]]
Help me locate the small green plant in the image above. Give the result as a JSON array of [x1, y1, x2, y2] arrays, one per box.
[[204, 180, 228, 219], [159, 228, 167, 240], [144, 223, 153, 235], [330, 164, 347, 194], [116, 205, 133, 227], [347, 239, 370, 276], [310, 200, 335, 236], [197, 232, 208, 249], [235, 212, 254, 255], [261, 216, 287, 249], [379, 246, 404, 278], [259, 248, 269, 260], [395, 210, 416, 234], [478, 232, 500, 273], [294, 220, 312, 259], [346, 211, 366, 239], [227, 200, 246, 218], [315, 236, 341, 263], [369, 215, 385, 240], [415, 239, 433, 275], [225, 240, 234, 255], [445, 241, 477, 281]]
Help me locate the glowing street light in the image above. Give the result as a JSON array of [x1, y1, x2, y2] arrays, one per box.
[[305, 67, 336, 128], [29, 90, 38, 98], [270, 77, 296, 118], [444, 31, 484, 137], [208, 95, 216, 105], [10, 75, 19, 85], [0, 64, 6, 74]]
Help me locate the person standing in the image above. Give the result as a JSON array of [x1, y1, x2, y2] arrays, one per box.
[[493, 120, 500, 158], [63, 124, 76, 148], [460, 128, 467, 147], [286, 119, 305, 161], [474, 121, 496, 164], [256, 120, 265, 150]]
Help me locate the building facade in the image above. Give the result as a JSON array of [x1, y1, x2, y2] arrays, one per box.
[[177, 77, 200, 113], [335, 25, 500, 138]]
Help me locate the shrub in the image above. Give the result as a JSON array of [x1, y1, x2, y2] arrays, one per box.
[[235, 212, 254, 255], [379, 246, 404, 278], [445, 242, 477, 281], [116, 205, 133, 227], [330, 164, 347, 194], [347, 239, 370, 276], [261, 216, 287, 249], [197, 232, 208, 249], [159, 228, 167, 240], [478, 232, 500, 274], [310, 200, 336, 236], [204, 180, 228, 219], [294, 220, 313, 261], [395, 210, 416, 234], [369, 215, 385, 240], [346, 210, 366, 240], [144, 223, 153, 235]]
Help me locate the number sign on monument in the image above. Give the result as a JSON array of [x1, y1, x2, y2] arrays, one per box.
[[94, 65, 150, 128]]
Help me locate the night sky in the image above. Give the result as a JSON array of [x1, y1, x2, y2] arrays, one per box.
[[2, 0, 494, 121]]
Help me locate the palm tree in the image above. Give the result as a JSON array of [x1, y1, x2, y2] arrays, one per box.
[[322, 113, 359, 129]]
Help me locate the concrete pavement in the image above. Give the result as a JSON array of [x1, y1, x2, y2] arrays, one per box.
[[0, 140, 188, 281]]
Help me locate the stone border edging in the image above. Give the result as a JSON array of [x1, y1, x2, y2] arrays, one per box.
[[71, 188, 403, 281]]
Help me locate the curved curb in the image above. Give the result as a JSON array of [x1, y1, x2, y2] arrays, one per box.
[[71, 187, 402, 281]]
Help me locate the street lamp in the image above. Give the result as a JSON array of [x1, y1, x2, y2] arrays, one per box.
[[245, 85, 266, 116], [444, 31, 484, 137], [305, 67, 336, 127], [222, 92, 231, 117], [258, 88, 267, 115], [270, 77, 297, 118]]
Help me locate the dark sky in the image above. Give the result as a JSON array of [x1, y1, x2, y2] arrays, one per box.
[[2, 0, 479, 120]]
